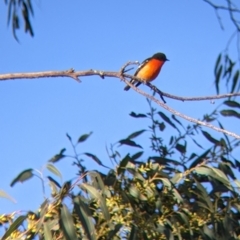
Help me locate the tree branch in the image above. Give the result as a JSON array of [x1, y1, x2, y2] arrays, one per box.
[[203, 0, 240, 12], [121, 76, 240, 139], [203, 0, 240, 31], [1, 69, 240, 101], [1, 66, 240, 139]]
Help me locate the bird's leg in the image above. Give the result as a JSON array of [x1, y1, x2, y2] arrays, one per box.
[[146, 82, 166, 103]]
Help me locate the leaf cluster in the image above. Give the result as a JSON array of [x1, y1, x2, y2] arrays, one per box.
[[4, 0, 34, 41], [1, 54, 240, 239]]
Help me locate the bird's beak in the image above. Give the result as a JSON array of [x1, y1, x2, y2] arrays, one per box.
[[166, 59, 169, 61]]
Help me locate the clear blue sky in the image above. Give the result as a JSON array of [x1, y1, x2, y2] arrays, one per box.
[[0, 1, 238, 214]]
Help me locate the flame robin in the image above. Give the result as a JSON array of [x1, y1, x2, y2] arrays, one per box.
[[124, 52, 169, 91]]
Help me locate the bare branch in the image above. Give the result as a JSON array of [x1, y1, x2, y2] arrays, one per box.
[[204, 0, 239, 11], [1, 66, 240, 139], [124, 75, 240, 101], [2, 69, 239, 101], [227, 0, 240, 31], [121, 76, 240, 139]]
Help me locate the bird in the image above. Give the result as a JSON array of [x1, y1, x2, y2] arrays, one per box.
[[124, 52, 169, 91]]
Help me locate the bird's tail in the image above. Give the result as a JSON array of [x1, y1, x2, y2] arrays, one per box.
[[124, 85, 131, 91]]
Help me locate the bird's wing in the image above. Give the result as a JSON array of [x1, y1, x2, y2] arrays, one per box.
[[134, 57, 151, 76]]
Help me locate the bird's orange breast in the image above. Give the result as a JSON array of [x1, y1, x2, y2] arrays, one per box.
[[136, 59, 165, 81]]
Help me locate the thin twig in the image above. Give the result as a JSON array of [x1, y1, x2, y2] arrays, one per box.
[[203, 0, 240, 12], [227, 0, 240, 31], [120, 61, 139, 74], [203, 0, 240, 31]]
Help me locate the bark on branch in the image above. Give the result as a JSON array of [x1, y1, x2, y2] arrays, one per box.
[[1, 66, 240, 139]]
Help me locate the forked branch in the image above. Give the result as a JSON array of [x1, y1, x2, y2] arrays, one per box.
[[1, 64, 240, 139]]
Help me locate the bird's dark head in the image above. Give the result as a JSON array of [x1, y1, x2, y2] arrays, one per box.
[[152, 52, 169, 61]]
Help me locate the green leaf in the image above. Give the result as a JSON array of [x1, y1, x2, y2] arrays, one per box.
[[12, 14, 19, 42], [169, 136, 174, 145], [201, 130, 220, 145], [84, 152, 109, 168], [48, 148, 66, 163], [48, 176, 61, 188], [176, 211, 189, 225], [59, 204, 78, 240], [27, 0, 34, 15], [22, 2, 34, 36], [219, 162, 235, 180], [118, 154, 131, 175], [129, 112, 147, 118], [231, 70, 239, 93], [119, 139, 142, 149], [78, 132, 93, 143], [220, 109, 240, 119], [2, 215, 27, 240], [44, 222, 53, 240], [47, 176, 61, 194], [88, 171, 105, 191], [171, 114, 184, 127], [234, 179, 240, 189], [224, 100, 240, 108], [10, 169, 33, 187], [196, 166, 232, 190], [80, 183, 110, 221], [39, 199, 49, 218], [161, 178, 172, 189], [203, 225, 214, 238], [107, 224, 122, 239], [175, 143, 186, 154], [189, 148, 211, 168], [215, 65, 222, 94], [171, 173, 183, 184], [159, 122, 165, 131], [104, 170, 116, 187], [194, 179, 213, 210], [59, 181, 71, 199], [129, 185, 140, 199], [214, 53, 222, 77], [129, 224, 138, 240], [158, 111, 179, 132], [218, 121, 231, 149], [66, 133, 72, 141], [131, 151, 144, 160], [172, 188, 183, 203], [46, 163, 62, 179], [211, 167, 229, 184], [189, 153, 197, 161], [223, 56, 235, 80], [127, 129, 146, 140], [7, 0, 13, 25], [151, 156, 181, 166], [203, 114, 216, 122], [195, 166, 212, 175], [74, 196, 96, 240]]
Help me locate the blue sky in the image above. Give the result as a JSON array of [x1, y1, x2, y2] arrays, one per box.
[[0, 1, 239, 214]]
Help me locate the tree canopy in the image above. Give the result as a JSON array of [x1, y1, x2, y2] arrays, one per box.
[[1, 1, 240, 240]]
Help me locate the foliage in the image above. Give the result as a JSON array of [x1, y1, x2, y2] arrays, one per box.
[[2, 2, 240, 239], [214, 53, 240, 95], [4, 0, 34, 41], [1, 59, 240, 239]]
